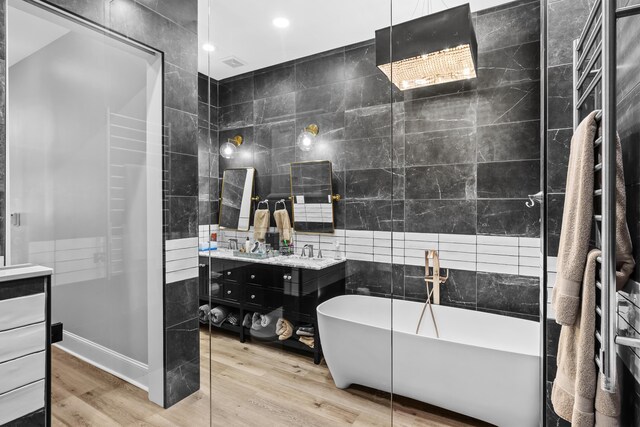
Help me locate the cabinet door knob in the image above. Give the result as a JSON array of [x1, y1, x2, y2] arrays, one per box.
[[251, 295, 256, 299], [227, 271, 231, 276], [250, 275, 256, 279], [227, 290, 232, 295], [287, 275, 292, 280], [283, 274, 287, 279]]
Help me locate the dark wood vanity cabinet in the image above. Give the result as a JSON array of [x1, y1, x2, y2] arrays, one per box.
[[198, 257, 345, 364]]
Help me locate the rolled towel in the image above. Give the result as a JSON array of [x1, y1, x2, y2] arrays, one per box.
[[227, 311, 240, 326], [242, 313, 252, 328], [210, 305, 230, 326], [298, 336, 314, 349], [274, 209, 292, 242], [253, 209, 270, 241], [251, 312, 263, 330], [209, 282, 221, 297], [198, 304, 210, 324], [276, 318, 293, 341], [260, 313, 274, 328], [296, 325, 314, 337]]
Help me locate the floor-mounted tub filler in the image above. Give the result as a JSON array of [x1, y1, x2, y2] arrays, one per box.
[[317, 295, 540, 427]]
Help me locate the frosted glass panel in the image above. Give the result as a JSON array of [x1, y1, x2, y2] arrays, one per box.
[[7, 0, 162, 387]]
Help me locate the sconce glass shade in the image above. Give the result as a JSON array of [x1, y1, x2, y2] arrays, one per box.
[[297, 124, 319, 152], [219, 135, 243, 159], [375, 4, 478, 90]]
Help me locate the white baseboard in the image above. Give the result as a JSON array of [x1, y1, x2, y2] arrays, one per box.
[[55, 331, 149, 392]]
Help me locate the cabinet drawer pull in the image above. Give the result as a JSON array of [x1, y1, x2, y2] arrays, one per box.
[[227, 272, 231, 276], [227, 290, 232, 295], [283, 274, 287, 279], [250, 275, 256, 279], [250, 295, 256, 299], [287, 275, 292, 280]]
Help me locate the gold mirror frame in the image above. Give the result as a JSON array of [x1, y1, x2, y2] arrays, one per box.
[[219, 167, 256, 231], [289, 160, 338, 235]]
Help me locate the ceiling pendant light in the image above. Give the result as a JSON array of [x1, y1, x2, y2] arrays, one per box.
[[375, 3, 478, 91], [219, 135, 243, 159]]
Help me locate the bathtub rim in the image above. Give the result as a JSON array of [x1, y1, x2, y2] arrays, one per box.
[[317, 294, 541, 358]]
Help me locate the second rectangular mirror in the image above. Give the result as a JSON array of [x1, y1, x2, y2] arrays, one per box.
[[290, 160, 335, 234]]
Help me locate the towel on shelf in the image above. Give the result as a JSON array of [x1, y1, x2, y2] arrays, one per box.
[[261, 313, 274, 328], [276, 318, 293, 341], [198, 304, 210, 324], [209, 282, 220, 297], [551, 112, 634, 426], [210, 305, 230, 327], [274, 208, 292, 242], [552, 112, 634, 326], [227, 311, 240, 326], [298, 336, 314, 349], [296, 325, 314, 337], [254, 209, 270, 241], [251, 312, 263, 330], [242, 313, 253, 328]]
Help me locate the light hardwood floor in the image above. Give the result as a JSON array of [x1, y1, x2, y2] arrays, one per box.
[[51, 327, 490, 426]]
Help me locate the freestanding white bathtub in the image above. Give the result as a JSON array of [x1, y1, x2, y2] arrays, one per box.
[[317, 295, 540, 427]]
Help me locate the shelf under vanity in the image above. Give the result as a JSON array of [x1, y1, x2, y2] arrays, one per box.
[[199, 250, 346, 364]]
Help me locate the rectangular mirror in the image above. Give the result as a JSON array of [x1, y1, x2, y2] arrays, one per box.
[[290, 161, 335, 234], [219, 168, 255, 231]]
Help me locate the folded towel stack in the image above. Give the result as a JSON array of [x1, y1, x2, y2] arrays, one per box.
[[298, 336, 314, 348], [296, 325, 314, 337], [198, 304, 210, 324], [210, 305, 230, 326], [276, 318, 293, 341]]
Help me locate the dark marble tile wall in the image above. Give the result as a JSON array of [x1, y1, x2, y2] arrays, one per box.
[[545, 0, 640, 423], [200, 0, 542, 322], [198, 73, 219, 225], [0, 0, 201, 407]]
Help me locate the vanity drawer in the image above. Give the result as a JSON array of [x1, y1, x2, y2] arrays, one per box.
[[0, 323, 45, 364], [0, 351, 45, 395], [222, 282, 240, 302], [244, 285, 264, 307], [0, 293, 45, 332], [246, 267, 268, 286], [222, 264, 242, 283], [0, 379, 45, 425]]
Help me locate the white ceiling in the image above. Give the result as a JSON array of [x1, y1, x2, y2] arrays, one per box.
[[198, 0, 515, 80], [8, 3, 70, 67]]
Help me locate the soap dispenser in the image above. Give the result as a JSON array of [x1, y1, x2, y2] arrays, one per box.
[[244, 237, 251, 253]]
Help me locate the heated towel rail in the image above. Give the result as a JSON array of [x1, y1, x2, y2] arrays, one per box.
[[572, 0, 640, 393]]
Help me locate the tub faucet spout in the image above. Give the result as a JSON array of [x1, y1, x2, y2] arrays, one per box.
[[416, 250, 449, 337], [424, 250, 448, 305]]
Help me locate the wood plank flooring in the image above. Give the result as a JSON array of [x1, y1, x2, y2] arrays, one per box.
[[51, 327, 490, 426]]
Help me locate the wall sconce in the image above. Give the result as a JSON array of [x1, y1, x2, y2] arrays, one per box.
[[219, 135, 243, 159], [297, 124, 319, 152]]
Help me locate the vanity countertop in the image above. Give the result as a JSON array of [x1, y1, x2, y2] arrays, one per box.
[[0, 264, 53, 283], [199, 249, 346, 270]]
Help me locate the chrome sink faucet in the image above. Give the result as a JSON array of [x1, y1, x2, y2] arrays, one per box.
[[301, 244, 314, 258], [228, 238, 238, 250]]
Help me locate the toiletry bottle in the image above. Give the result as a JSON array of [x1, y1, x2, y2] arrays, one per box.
[[245, 237, 251, 253], [334, 241, 343, 260]]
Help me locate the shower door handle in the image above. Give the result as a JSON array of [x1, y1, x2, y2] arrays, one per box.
[[10, 213, 21, 227]]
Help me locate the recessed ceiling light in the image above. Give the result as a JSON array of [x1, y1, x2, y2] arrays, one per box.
[[272, 17, 290, 28], [202, 43, 215, 52]]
